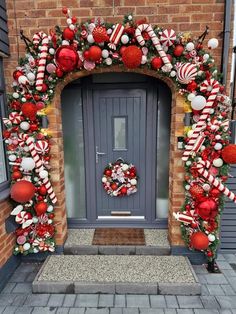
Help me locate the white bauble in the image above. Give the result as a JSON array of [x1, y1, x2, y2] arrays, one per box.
[[187, 130, 194, 138], [18, 75, 28, 85], [121, 34, 129, 44], [88, 23, 95, 32], [210, 125, 217, 131], [33, 248, 39, 253], [121, 164, 129, 171], [105, 57, 112, 65], [128, 15, 132, 20], [186, 42, 195, 51], [102, 176, 107, 183], [23, 243, 31, 251], [107, 28, 113, 35], [69, 24, 75, 31], [8, 154, 16, 162], [130, 179, 137, 185], [191, 95, 207, 111], [20, 121, 30, 131], [48, 219, 53, 224], [203, 54, 209, 61], [214, 143, 222, 151], [187, 93, 196, 101], [186, 161, 192, 166], [67, 18, 72, 25], [21, 97, 26, 102], [49, 48, 55, 55], [12, 92, 19, 99], [62, 40, 70, 46], [170, 70, 176, 77], [47, 205, 54, 213], [102, 49, 109, 58], [200, 145, 206, 151], [208, 234, 216, 242], [87, 34, 95, 44], [209, 108, 215, 114], [24, 146, 30, 152], [32, 217, 38, 224], [185, 184, 190, 190], [197, 70, 204, 76], [141, 55, 147, 64], [208, 38, 219, 49], [21, 157, 35, 171], [203, 183, 210, 191], [39, 170, 48, 178], [215, 134, 221, 140], [27, 72, 35, 82], [213, 158, 223, 167]]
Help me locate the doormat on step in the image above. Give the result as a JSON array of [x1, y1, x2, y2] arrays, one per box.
[[92, 228, 145, 245]]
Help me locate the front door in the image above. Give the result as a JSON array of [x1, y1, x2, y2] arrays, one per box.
[[84, 79, 157, 224]]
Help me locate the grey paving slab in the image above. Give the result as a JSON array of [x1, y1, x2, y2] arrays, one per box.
[[0, 307, 5, 314], [31, 307, 57, 314], [176, 310, 194, 314], [115, 283, 158, 294], [56, 308, 70, 314], [98, 294, 114, 307], [75, 294, 99, 308], [217, 262, 233, 270], [164, 310, 177, 314], [75, 282, 115, 294], [16, 263, 38, 273], [221, 270, 236, 278], [47, 294, 65, 307], [140, 309, 165, 314], [110, 309, 122, 314], [193, 310, 219, 314], [114, 295, 126, 307], [126, 295, 150, 308], [25, 272, 38, 283], [207, 285, 225, 296], [159, 282, 201, 296], [0, 295, 16, 306], [13, 294, 28, 306], [204, 274, 228, 285], [24, 294, 50, 306], [200, 296, 220, 309], [165, 296, 179, 308], [227, 277, 236, 292], [221, 285, 236, 296], [116, 246, 136, 255], [197, 275, 208, 284], [0, 284, 16, 294], [85, 309, 109, 314], [224, 254, 236, 262], [177, 296, 203, 309], [192, 266, 208, 275], [12, 283, 32, 294], [122, 309, 139, 314], [63, 295, 76, 307], [8, 272, 28, 283], [68, 308, 85, 314], [150, 295, 166, 308], [216, 296, 236, 308], [217, 254, 226, 261], [201, 285, 210, 296], [98, 246, 117, 255], [2, 306, 18, 314], [13, 306, 33, 314]]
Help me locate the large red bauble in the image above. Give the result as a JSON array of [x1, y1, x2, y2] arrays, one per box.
[[10, 180, 35, 203], [55, 46, 78, 72], [92, 26, 109, 43], [151, 57, 163, 70], [122, 46, 142, 69], [173, 44, 184, 57], [34, 202, 48, 216], [13, 70, 23, 81], [197, 199, 218, 221], [189, 184, 204, 199], [222, 144, 236, 164], [209, 188, 221, 198], [88, 46, 102, 62], [190, 231, 209, 251], [111, 183, 118, 191], [63, 27, 75, 41], [38, 185, 47, 196], [104, 169, 112, 177], [21, 102, 38, 120], [11, 171, 22, 180]]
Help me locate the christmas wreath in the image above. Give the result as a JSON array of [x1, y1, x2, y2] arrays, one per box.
[[102, 160, 138, 197]]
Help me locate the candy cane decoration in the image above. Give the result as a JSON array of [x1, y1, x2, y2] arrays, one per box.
[[173, 212, 196, 224], [135, 24, 173, 72], [197, 160, 236, 203], [182, 79, 220, 161], [33, 32, 49, 91]]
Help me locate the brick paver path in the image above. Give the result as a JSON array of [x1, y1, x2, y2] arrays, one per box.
[[0, 254, 236, 313]]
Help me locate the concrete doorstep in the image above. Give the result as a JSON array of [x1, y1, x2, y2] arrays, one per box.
[[32, 255, 201, 295]]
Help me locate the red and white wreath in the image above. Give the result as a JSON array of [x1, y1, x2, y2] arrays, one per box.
[[102, 160, 138, 197]]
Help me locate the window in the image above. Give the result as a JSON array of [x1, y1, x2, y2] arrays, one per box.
[[0, 57, 9, 192], [113, 116, 127, 150]]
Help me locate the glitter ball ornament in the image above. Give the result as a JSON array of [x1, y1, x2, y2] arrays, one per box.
[[88, 46, 102, 62], [122, 46, 142, 69], [55, 46, 78, 72], [222, 144, 236, 164], [189, 184, 204, 199], [92, 26, 109, 43], [191, 232, 209, 251]]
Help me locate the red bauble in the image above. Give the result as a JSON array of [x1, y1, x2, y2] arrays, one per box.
[[55, 67, 64, 77], [92, 26, 109, 43], [38, 185, 47, 196], [40, 83, 48, 93], [55, 46, 78, 72], [13, 70, 23, 81], [63, 27, 75, 41], [111, 183, 118, 190], [83, 50, 90, 61], [104, 169, 112, 177], [190, 231, 209, 251], [122, 46, 142, 69], [207, 250, 214, 257], [21, 102, 37, 120], [173, 45, 184, 57], [209, 188, 221, 198], [222, 144, 236, 164], [34, 202, 48, 216], [151, 57, 163, 70], [30, 124, 38, 132], [187, 81, 198, 92], [11, 171, 22, 180], [88, 46, 102, 62], [119, 46, 127, 55], [3, 130, 11, 139], [189, 184, 204, 199], [62, 7, 68, 14], [11, 180, 35, 203], [197, 199, 218, 221], [120, 187, 128, 195]]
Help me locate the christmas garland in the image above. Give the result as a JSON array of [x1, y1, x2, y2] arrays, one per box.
[[102, 160, 138, 197], [2, 7, 235, 259]]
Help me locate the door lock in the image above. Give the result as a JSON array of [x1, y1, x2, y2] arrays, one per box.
[[96, 146, 106, 163]]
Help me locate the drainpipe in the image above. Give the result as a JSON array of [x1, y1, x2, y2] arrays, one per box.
[[221, 0, 233, 86]]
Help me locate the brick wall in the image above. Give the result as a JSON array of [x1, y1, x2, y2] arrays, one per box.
[[0, 0, 233, 266]]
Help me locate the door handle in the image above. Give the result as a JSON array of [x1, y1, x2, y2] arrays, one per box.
[[96, 146, 106, 163]]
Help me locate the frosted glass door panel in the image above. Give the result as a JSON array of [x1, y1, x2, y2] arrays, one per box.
[[61, 86, 86, 219]]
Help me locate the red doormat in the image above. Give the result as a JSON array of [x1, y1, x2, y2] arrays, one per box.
[[92, 228, 145, 245]]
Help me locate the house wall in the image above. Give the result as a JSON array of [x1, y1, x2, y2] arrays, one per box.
[[0, 0, 232, 268]]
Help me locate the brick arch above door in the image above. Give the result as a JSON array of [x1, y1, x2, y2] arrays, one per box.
[[48, 66, 185, 248]]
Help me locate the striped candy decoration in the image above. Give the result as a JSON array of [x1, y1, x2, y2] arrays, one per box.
[[35, 140, 49, 154], [196, 160, 236, 203], [200, 78, 216, 93], [135, 24, 173, 72], [2, 118, 12, 128], [33, 32, 49, 91], [108, 24, 124, 50], [9, 112, 23, 124], [42, 177, 57, 204], [173, 212, 195, 224], [160, 29, 176, 47], [192, 133, 205, 153], [182, 80, 220, 161], [176, 62, 198, 84], [18, 133, 26, 147]]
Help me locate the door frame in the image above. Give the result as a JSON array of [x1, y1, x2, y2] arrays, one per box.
[[67, 75, 168, 228]]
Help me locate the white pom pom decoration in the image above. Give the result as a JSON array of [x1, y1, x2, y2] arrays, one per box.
[[20, 121, 30, 130], [21, 157, 35, 171], [121, 34, 129, 44], [186, 42, 195, 51], [208, 38, 219, 49], [213, 158, 223, 167], [191, 95, 207, 111], [87, 34, 95, 43], [187, 93, 196, 101], [102, 49, 109, 58], [39, 170, 49, 178]]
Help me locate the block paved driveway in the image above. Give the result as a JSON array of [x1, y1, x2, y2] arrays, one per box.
[[0, 254, 236, 313]]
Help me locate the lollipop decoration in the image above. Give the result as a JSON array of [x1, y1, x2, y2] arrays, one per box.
[[175, 62, 198, 84], [160, 29, 176, 47]]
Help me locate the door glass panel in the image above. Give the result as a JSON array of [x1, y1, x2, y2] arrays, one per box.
[[113, 116, 127, 150], [156, 83, 171, 219], [61, 86, 86, 219]]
